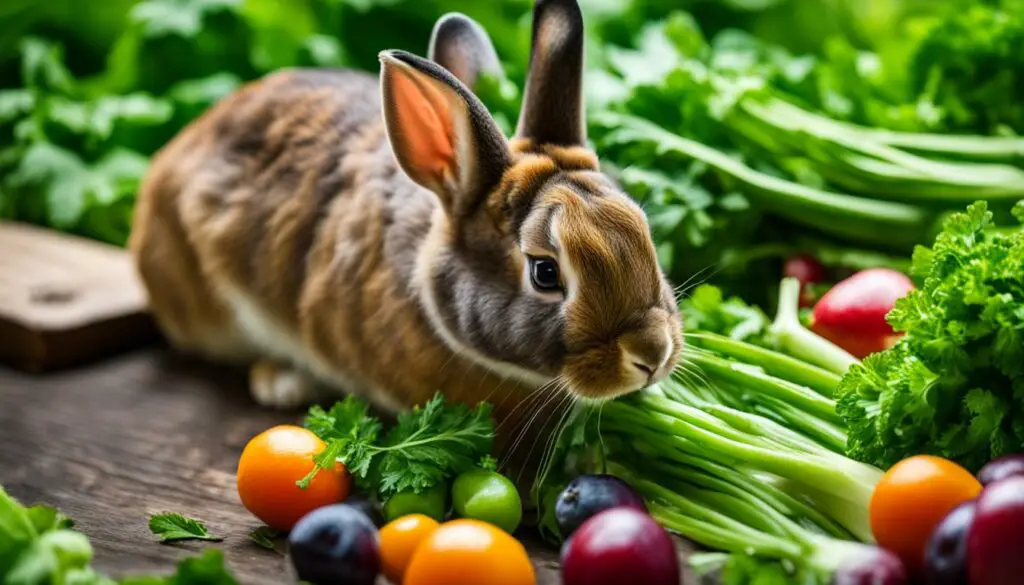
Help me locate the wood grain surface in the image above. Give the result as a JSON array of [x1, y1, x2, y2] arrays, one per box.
[[0, 223, 158, 373], [0, 349, 710, 584]]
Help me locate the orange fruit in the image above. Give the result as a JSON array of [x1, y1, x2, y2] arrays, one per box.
[[870, 455, 982, 575], [404, 519, 536, 585], [380, 513, 440, 583], [236, 425, 349, 531]]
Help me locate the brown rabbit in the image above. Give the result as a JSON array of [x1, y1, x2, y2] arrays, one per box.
[[129, 0, 682, 429]]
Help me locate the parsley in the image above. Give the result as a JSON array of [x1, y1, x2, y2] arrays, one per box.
[[149, 513, 223, 543], [837, 201, 1024, 471], [246, 526, 280, 550], [300, 393, 494, 500]]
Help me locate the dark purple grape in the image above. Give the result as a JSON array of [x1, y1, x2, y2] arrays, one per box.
[[924, 501, 976, 585], [977, 454, 1024, 486], [968, 476, 1024, 585], [554, 474, 647, 538], [833, 544, 908, 585], [561, 507, 678, 585], [288, 504, 380, 585]]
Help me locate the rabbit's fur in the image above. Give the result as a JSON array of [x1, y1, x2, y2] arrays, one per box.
[[130, 0, 682, 426]]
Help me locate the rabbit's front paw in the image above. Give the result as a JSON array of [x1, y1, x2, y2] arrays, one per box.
[[249, 360, 317, 409]]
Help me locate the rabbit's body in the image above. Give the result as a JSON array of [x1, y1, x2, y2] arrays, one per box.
[[132, 1, 683, 429], [133, 68, 527, 411]]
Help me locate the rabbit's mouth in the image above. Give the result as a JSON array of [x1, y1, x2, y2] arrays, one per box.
[[559, 328, 683, 402]]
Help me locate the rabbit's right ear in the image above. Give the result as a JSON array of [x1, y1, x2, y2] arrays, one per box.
[[515, 0, 586, 147], [428, 13, 503, 92], [380, 50, 511, 216]]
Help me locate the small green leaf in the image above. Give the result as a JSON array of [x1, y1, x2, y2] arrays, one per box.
[[25, 504, 74, 533], [247, 526, 281, 550], [148, 513, 223, 543]]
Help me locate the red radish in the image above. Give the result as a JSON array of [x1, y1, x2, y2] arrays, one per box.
[[783, 255, 829, 307], [967, 475, 1024, 585], [810, 268, 914, 358], [560, 507, 678, 585]]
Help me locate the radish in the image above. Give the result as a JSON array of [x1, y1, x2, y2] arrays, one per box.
[[809, 268, 914, 359]]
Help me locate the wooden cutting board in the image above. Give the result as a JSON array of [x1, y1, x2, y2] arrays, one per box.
[[0, 222, 160, 372]]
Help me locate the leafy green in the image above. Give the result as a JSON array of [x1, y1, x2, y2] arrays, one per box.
[[301, 392, 494, 500], [148, 513, 223, 543], [120, 550, 238, 585], [245, 526, 280, 551], [2, 484, 240, 585], [910, 2, 1024, 135], [838, 201, 1024, 471]]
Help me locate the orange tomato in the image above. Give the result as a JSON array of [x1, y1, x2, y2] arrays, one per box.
[[870, 455, 982, 575], [404, 519, 535, 585], [236, 425, 349, 531], [379, 514, 440, 583]]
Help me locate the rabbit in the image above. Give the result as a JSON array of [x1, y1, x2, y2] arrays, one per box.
[[129, 0, 683, 429]]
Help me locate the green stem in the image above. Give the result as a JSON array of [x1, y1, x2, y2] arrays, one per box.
[[595, 111, 934, 250], [687, 332, 841, 397], [682, 353, 841, 423], [771, 277, 859, 374], [608, 431, 855, 541]]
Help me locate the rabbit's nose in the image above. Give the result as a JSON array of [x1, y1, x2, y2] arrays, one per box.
[[622, 324, 674, 379]]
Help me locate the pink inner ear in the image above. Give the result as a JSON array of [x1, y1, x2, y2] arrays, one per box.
[[391, 68, 455, 186]]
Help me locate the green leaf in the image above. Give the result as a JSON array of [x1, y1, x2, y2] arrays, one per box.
[[19, 37, 74, 93], [122, 549, 239, 585], [169, 74, 241, 107], [130, 0, 243, 39], [25, 505, 74, 533], [0, 89, 34, 124], [0, 486, 37, 575], [148, 513, 223, 543], [246, 526, 280, 550]]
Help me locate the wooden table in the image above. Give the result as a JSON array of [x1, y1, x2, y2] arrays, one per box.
[[0, 347, 707, 584]]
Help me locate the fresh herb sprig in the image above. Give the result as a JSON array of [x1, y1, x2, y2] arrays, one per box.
[[149, 512, 223, 543], [299, 393, 494, 500]]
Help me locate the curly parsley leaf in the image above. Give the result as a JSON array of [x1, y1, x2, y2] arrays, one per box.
[[301, 393, 494, 500], [838, 201, 1024, 471], [148, 513, 223, 543]]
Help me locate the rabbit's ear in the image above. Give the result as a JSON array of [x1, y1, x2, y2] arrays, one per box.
[[380, 50, 511, 214], [515, 0, 585, 147], [428, 13, 503, 92]]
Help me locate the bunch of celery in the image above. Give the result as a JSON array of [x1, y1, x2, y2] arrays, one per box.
[[536, 280, 891, 584]]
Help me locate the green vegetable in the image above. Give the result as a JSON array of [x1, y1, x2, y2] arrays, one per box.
[[534, 276, 890, 584], [246, 526, 280, 551], [910, 2, 1024, 135], [451, 469, 523, 534], [301, 392, 494, 501], [383, 484, 448, 523], [0, 484, 238, 584], [119, 549, 238, 585], [837, 201, 1024, 472], [148, 513, 223, 543]]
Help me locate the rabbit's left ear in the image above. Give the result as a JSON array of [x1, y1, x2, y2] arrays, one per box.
[[428, 13, 503, 92], [380, 50, 511, 215]]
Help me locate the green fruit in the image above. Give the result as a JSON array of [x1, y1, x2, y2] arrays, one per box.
[[384, 484, 447, 522], [451, 469, 522, 533]]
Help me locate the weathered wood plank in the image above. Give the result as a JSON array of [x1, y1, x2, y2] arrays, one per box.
[[0, 223, 158, 373]]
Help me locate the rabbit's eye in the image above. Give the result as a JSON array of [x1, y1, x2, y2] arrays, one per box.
[[529, 257, 562, 292]]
